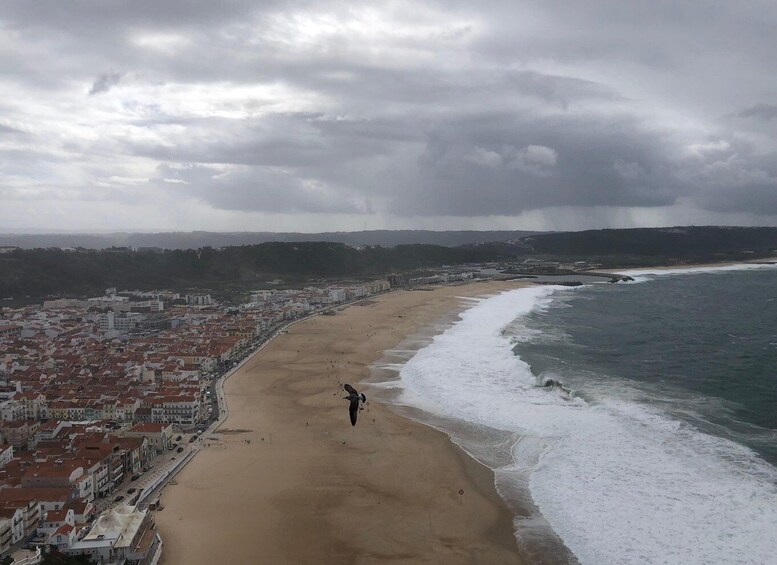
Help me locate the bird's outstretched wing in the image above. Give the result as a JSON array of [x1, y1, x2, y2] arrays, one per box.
[[344, 384, 357, 395], [349, 398, 359, 426]]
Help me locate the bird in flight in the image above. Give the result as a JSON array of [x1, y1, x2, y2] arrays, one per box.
[[343, 384, 366, 426]]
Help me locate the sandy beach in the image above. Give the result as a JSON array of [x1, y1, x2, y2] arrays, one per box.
[[609, 257, 777, 273], [156, 280, 529, 564]]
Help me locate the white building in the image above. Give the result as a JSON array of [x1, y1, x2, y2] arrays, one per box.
[[144, 395, 200, 427], [346, 285, 367, 299], [0, 444, 13, 468], [98, 311, 115, 332], [0, 507, 24, 545], [186, 294, 212, 306], [328, 288, 346, 303], [47, 523, 76, 551], [250, 290, 274, 303], [114, 313, 142, 333], [88, 295, 129, 307], [123, 423, 173, 454], [0, 516, 12, 555], [37, 508, 75, 537], [67, 505, 161, 564], [0, 399, 25, 421], [99, 312, 142, 334]]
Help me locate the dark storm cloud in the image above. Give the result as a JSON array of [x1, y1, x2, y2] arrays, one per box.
[[676, 145, 777, 216], [2, 0, 777, 229], [694, 173, 777, 216], [387, 112, 684, 216], [88, 72, 123, 96]]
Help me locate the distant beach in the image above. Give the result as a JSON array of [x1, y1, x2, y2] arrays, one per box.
[[155, 280, 530, 564]]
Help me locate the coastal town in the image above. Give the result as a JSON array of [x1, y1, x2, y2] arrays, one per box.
[[0, 257, 608, 564], [0, 272, 495, 563]]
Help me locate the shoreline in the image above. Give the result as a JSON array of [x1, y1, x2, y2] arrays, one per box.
[[610, 256, 777, 273], [153, 259, 777, 564], [155, 280, 531, 564]]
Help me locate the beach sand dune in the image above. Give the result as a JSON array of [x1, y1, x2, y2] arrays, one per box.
[[156, 281, 527, 564]]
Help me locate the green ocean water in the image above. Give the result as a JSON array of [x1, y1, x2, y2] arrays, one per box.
[[514, 267, 777, 465]]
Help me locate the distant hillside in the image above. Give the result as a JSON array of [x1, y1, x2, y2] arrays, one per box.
[[517, 226, 777, 256], [0, 242, 514, 300], [0, 230, 542, 250], [3, 226, 777, 303]]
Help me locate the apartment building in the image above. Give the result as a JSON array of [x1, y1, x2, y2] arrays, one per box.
[[0, 507, 24, 545], [123, 423, 173, 454]]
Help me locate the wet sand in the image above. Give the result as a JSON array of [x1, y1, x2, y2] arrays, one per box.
[[156, 280, 529, 564]]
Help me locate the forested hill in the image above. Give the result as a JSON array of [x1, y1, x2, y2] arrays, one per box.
[[515, 226, 777, 256], [0, 242, 513, 299], [3, 226, 777, 301]]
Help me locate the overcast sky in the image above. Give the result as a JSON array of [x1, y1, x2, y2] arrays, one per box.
[[2, 0, 777, 232]]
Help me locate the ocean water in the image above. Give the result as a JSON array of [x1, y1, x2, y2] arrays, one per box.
[[372, 265, 777, 565]]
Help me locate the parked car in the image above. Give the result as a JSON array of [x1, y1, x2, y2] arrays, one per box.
[[114, 495, 124, 503], [177, 447, 184, 453], [175, 435, 182, 441], [127, 488, 136, 494], [189, 436, 197, 443], [130, 474, 140, 481]]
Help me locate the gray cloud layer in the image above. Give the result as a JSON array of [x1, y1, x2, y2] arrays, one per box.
[[1, 0, 777, 230], [737, 104, 777, 121]]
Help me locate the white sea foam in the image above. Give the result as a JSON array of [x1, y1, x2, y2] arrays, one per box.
[[617, 262, 777, 283], [395, 287, 777, 565]]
